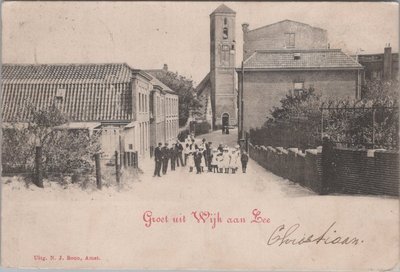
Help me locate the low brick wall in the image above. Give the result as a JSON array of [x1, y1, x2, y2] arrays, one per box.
[[331, 148, 399, 196], [249, 143, 398, 196], [249, 144, 324, 194]]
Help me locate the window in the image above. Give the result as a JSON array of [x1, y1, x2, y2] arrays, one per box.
[[223, 27, 228, 39], [285, 33, 295, 48], [294, 82, 304, 90], [293, 82, 304, 95], [139, 93, 142, 112], [224, 18, 228, 25], [56, 88, 66, 99]]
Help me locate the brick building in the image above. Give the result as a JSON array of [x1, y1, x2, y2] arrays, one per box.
[[146, 73, 179, 149], [1, 63, 179, 161], [196, 4, 237, 129], [356, 46, 399, 81], [237, 21, 363, 134]]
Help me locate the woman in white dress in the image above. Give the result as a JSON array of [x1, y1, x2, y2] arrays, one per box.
[[222, 147, 231, 174], [187, 151, 194, 172], [210, 149, 219, 173], [230, 146, 241, 174]]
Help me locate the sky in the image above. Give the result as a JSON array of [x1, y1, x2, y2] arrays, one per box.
[[2, 1, 399, 85]]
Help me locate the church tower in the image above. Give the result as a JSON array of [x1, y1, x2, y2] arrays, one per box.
[[210, 4, 237, 128]]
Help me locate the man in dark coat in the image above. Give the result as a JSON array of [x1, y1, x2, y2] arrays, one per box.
[[162, 143, 170, 175], [153, 142, 163, 177], [241, 151, 249, 173], [170, 143, 176, 171], [194, 149, 202, 174], [205, 141, 212, 172], [176, 141, 184, 167]]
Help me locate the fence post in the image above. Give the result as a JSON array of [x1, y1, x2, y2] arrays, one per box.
[[94, 153, 102, 189], [34, 146, 44, 188], [115, 151, 120, 184], [372, 108, 376, 149]]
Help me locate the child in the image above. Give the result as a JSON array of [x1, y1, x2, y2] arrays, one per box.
[[194, 149, 202, 174], [199, 147, 206, 172], [187, 151, 194, 172], [241, 151, 249, 173], [216, 150, 223, 173], [210, 149, 218, 173], [184, 143, 190, 166], [230, 147, 240, 174], [222, 147, 231, 174]]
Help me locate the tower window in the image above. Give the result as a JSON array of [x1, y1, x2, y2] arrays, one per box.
[[223, 27, 228, 39], [224, 18, 228, 25], [231, 44, 235, 50]]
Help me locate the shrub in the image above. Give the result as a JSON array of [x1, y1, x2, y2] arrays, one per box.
[[193, 121, 211, 136], [178, 129, 190, 142]]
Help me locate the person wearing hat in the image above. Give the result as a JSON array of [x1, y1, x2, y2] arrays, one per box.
[[241, 151, 249, 173], [161, 143, 170, 175], [153, 142, 163, 177], [184, 143, 190, 166], [216, 150, 223, 173], [170, 143, 176, 171], [175, 140, 184, 167], [187, 149, 195, 172], [205, 141, 212, 171], [199, 146, 206, 172], [222, 147, 231, 174], [194, 148, 203, 174], [210, 148, 219, 173], [218, 143, 224, 153], [230, 146, 241, 174]]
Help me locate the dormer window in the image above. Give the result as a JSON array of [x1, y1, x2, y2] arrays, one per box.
[[223, 27, 228, 39], [56, 88, 65, 99]]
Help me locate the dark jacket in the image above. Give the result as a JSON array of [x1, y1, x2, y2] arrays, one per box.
[[176, 143, 183, 153], [194, 152, 202, 165], [161, 147, 170, 160], [154, 147, 163, 161], [241, 153, 249, 163]]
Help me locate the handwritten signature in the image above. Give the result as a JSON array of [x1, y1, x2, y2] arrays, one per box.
[[267, 222, 364, 246]]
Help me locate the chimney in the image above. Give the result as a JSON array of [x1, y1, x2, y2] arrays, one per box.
[[242, 23, 249, 33], [163, 64, 168, 71], [383, 44, 392, 81]]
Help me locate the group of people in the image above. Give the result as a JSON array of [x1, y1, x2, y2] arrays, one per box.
[[153, 133, 249, 177], [153, 141, 184, 177]]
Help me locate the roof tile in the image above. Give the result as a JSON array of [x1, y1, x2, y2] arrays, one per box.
[[243, 49, 362, 70]]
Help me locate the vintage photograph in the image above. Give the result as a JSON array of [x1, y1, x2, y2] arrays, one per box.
[[1, 1, 399, 270]]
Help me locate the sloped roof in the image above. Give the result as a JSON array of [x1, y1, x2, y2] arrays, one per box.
[[248, 19, 325, 33], [194, 73, 211, 118], [2, 63, 132, 84], [2, 63, 135, 122], [210, 4, 236, 15], [195, 72, 210, 96], [144, 70, 177, 95], [243, 49, 363, 70]]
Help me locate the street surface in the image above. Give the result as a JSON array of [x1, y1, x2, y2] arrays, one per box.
[[2, 128, 398, 270]]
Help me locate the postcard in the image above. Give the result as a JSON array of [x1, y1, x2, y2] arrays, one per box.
[[1, 1, 399, 271]]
